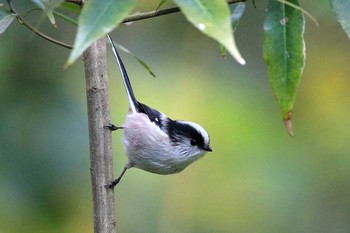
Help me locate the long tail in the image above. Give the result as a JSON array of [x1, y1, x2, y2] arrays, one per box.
[[106, 34, 138, 113]]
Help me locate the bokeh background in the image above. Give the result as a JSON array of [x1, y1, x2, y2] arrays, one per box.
[[1, 1, 350, 232]]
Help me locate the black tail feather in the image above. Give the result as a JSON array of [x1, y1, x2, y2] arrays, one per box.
[[106, 34, 139, 113]]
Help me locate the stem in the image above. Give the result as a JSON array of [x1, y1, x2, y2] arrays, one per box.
[[7, 0, 244, 49], [122, 0, 246, 23], [66, 0, 84, 6], [83, 37, 116, 233], [8, 0, 73, 49]]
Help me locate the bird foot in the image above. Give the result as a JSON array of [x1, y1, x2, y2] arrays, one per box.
[[104, 124, 123, 131]]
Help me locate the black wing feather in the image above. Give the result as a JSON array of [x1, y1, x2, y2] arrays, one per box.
[[138, 102, 164, 129]]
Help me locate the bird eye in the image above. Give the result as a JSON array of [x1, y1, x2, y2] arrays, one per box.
[[190, 139, 197, 146]]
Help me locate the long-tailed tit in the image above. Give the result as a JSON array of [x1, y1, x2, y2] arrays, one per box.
[[106, 34, 212, 188]]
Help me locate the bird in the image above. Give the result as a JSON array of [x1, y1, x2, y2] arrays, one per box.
[[106, 34, 212, 188]]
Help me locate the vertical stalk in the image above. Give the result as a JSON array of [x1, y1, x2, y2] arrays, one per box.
[[83, 37, 116, 233]]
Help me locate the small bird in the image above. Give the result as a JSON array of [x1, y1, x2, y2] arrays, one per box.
[[106, 34, 212, 188]]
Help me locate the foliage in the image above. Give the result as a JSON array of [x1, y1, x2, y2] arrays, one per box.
[[0, 0, 349, 132], [330, 0, 350, 39], [1, 1, 350, 233], [66, 0, 136, 65], [0, 9, 15, 33], [263, 0, 305, 136]]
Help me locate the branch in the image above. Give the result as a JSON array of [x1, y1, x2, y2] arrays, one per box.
[[7, 0, 245, 49], [8, 0, 73, 49], [66, 0, 84, 6], [122, 0, 246, 23], [64, 0, 245, 24], [83, 37, 116, 233]]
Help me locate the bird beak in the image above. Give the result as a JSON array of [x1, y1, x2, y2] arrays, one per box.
[[205, 145, 212, 152]]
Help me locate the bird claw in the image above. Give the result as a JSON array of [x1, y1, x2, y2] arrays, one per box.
[[104, 124, 123, 131], [105, 178, 121, 189]]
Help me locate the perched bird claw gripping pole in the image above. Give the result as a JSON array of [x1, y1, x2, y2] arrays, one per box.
[[104, 124, 124, 131]]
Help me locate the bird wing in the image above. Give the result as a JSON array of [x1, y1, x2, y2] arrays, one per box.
[[138, 102, 165, 130]]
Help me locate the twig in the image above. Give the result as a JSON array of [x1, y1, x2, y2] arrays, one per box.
[[65, 0, 84, 6], [8, 0, 73, 49], [122, 0, 246, 23], [7, 0, 245, 49]]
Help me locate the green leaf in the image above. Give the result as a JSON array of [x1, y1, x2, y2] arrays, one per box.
[[221, 2, 245, 58], [59, 2, 81, 14], [133, 56, 156, 78], [0, 10, 15, 34], [31, 0, 64, 26], [252, 0, 257, 8], [230, 2, 245, 32], [263, 0, 305, 136], [330, 0, 350, 39], [276, 0, 318, 26], [66, 0, 136, 66], [173, 0, 245, 65], [116, 44, 156, 78], [156, 0, 169, 11], [53, 10, 78, 26], [219, 44, 227, 59]]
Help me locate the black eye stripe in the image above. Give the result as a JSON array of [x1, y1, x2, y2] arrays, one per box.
[[190, 139, 197, 146], [167, 120, 205, 148]]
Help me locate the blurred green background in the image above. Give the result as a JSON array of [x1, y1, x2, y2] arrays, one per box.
[[1, 1, 350, 232]]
